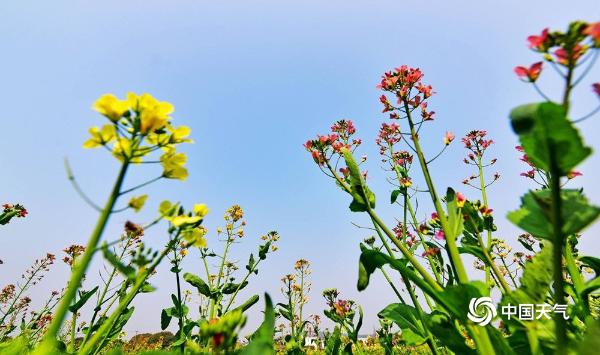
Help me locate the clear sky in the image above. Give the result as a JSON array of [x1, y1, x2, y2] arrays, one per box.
[[1, 0, 599, 337]]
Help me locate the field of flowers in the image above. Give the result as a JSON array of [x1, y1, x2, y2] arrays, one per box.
[[2, 18, 600, 355]]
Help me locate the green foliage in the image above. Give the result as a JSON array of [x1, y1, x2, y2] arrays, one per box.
[[378, 304, 427, 346], [343, 151, 375, 212], [240, 294, 275, 355], [508, 189, 600, 240], [510, 102, 591, 175]]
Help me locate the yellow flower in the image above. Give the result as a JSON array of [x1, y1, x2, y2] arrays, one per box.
[[193, 203, 209, 217], [159, 200, 179, 220], [182, 227, 208, 248], [93, 94, 129, 122], [83, 125, 116, 148], [169, 125, 193, 144], [172, 215, 202, 227], [160, 152, 188, 180], [112, 137, 139, 162], [128, 93, 174, 134], [128, 195, 148, 213]]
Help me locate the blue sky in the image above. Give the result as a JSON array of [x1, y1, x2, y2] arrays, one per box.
[[1, 1, 599, 336]]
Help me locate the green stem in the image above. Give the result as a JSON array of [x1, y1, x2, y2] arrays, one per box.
[[78, 244, 172, 355], [81, 237, 133, 347], [404, 105, 469, 284], [37, 161, 129, 353], [476, 156, 494, 288], [549, 149, 567, 355]]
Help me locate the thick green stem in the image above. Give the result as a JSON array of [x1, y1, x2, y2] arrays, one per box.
[[37, 161, 129, 353], [549, 149, 567, 355]]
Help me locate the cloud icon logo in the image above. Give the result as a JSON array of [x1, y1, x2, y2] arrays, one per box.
[[468, 297, 497, 326]]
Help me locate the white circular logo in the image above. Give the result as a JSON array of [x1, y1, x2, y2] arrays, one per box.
[[468, 297, 497, 326]]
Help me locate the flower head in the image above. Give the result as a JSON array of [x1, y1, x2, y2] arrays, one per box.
[[93, 94, 130, 122], [527, 28, 549, 51], [514, 62, 543, 82]]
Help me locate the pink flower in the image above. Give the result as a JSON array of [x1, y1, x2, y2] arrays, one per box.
[[434, 230, 445, 240], [527, 28, 549, 51], [456, 192, 466, 208], [567, 171, 582, 179], [444, 131, 455, 145], [584, 22, 600, 46], [554, 45, 584, 65], [520, 170, 535, 179], [514, 62, 543, 82]]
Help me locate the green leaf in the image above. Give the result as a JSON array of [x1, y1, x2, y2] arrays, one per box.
[[183, 273, 211, 297], [240, 294, 275, 355], [508, 189, 600, 240], [222, 281, 248, 295], [390, 190, 401, 204], [140, 282, 156, 293], [325, 326, 342, 355], [438, 281, 488, 322], [343, 151, 375, 212], [69, 286, 99, 313], [500, 245, 553, 329], [160, 309, 172, 330], [102, 243, 136, 281], [378, 304, 426, 346], [510, 102, 592, 175], [229, 294, 260, 314], [458, 245, 487, 262], [445, 188, 464, 239], [425, 310, 475, 355]]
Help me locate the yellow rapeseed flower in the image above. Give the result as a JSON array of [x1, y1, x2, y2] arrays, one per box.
[[172, 215, 202, 227], [182, 227, 208, 248], [160, 152, 188, 180], [193, 203, 209, 217], [83, 124, 116, 148], [128, 195, 148, 213], [93, 94, 129, 122], [128, 93, 174, 134], [169, 125, 193, 144]]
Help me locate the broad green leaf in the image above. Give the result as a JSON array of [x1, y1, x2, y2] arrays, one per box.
[[240, 294, 275, 355], [508, 189, 600, 240], [222, 281, 248, 294], [390, 190, 401, 204], [510, 102, 591, 175], [69, 286, 99, 313], [229, 294, 260, 314], [160, 308, 172, 330], [438, 281, 488, 322], [183, 273, 211, 297], [458, 245, 487, 263], [425, 310, 475, 355], [378, 304, 426, 346]]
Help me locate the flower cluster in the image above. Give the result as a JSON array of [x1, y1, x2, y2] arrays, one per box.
[[461, 130, 500, 189], [0, 203, 28, 226], [304, 119, 362, 166], [515, 21, 599, 94], [377, 65, 436, 121], [323, 288, 356, 319], [160, 200, 210, 248], [376, 122, 402, 155], [62, 245, 85, 266], [85, 93, 193, 180]]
